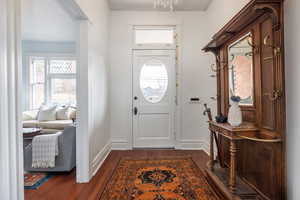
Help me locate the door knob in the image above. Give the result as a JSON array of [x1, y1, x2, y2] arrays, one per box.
[[134, 107, 138, 115]]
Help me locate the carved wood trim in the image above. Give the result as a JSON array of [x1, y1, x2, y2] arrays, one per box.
[[202, 0, 284, 52], [253, 4, 281, 30]]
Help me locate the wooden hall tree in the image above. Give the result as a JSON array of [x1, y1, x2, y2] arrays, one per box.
[[203, 0, 286, 200]]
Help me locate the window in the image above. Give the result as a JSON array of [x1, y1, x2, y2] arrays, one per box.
[[29, 57, 76, 109], [50, 79, 76, 105], [134, 26, 176, 48], [29, 58, 46, 109], [140, 60, 168, 103], [48, 59, 76, 106]]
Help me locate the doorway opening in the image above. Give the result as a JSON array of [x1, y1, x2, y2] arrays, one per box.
[[21, 0, 78, 193]]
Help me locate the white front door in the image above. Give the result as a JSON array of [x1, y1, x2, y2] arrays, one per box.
[[133, 50, 175, 148]]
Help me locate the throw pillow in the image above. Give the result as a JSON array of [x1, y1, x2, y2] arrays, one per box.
[[56, 107, 70, 120], [22, 110, 39, 121], [38, 106, 57, 121]]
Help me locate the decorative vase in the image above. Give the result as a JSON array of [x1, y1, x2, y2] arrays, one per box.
[[228, 101, 242, 127]]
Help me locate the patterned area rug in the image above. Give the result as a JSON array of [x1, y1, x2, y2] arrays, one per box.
[[24, 173, 53, 190], [100, 157, 219, 200]]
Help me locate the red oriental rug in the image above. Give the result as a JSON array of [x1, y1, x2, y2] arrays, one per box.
[[24, 173, 53, 190], [100, 157, 219, 200]]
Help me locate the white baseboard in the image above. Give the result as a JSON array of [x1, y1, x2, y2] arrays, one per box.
[[111, 139, 210, 154], [90, 141, 112, 178], [111, 140, 132, 150], [202, 140, 210, 155], [176, 140, 210, 153]]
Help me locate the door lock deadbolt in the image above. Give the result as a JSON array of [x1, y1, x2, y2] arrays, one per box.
[[134, 107, 138, 115]]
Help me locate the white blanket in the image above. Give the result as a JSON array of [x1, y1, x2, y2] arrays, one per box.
[[32, 132, 62, 168]]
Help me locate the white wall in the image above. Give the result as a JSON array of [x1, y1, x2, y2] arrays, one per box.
[[109, 11, 216, 150], [75, 0, 111, 179], [285, 0, 300, 199], [22, 41, 76, 54], [205, 0, 249, 39], [21, 0, 77, 41]]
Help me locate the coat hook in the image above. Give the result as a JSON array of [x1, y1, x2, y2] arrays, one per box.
[[247, 36, 260, 54], [210, 63, 225, 72], [216, 55, 227, 64], [210, 96, 217, 101], [263, 34, 281, 55], [210, 64, 218, 72]]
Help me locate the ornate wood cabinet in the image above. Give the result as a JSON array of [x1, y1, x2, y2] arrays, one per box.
[[202, 1, 286, 200]]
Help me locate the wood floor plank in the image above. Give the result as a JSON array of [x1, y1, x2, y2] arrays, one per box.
[[25, 150, 209, 200]]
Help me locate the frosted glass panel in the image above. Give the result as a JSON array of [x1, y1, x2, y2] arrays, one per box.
[[135, 29, 174, 44], [140, 60, 168, 103]]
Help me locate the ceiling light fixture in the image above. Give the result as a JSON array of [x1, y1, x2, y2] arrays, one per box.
[[154, 0, 179, 11]]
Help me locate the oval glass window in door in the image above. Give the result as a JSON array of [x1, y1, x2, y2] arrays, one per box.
[[140, 60, 168, 103]]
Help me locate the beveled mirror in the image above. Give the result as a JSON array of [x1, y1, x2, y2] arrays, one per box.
[[228, 33, 254, 106]]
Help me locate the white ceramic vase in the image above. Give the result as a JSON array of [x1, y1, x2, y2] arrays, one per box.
[[228, 101, 242, 127]]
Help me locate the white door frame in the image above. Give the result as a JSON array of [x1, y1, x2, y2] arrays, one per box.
[[76, 20, 90, 182], [128, 22, 183, 149], [48, 0, 90, 183], [0, 0, 24, 199]]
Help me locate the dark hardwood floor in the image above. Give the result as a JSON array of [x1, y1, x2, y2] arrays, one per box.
[[25, 150, 209, 200]]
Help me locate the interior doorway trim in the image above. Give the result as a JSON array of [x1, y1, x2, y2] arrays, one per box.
[[56, 0, 90, 183], [0, 0, 24, 199]]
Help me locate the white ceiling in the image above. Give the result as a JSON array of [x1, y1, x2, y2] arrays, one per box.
[[108, 0, 213, 11]]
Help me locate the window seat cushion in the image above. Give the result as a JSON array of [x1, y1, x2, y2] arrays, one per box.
[[23, 120, 40, 128], [39, 120, 73, 130]]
